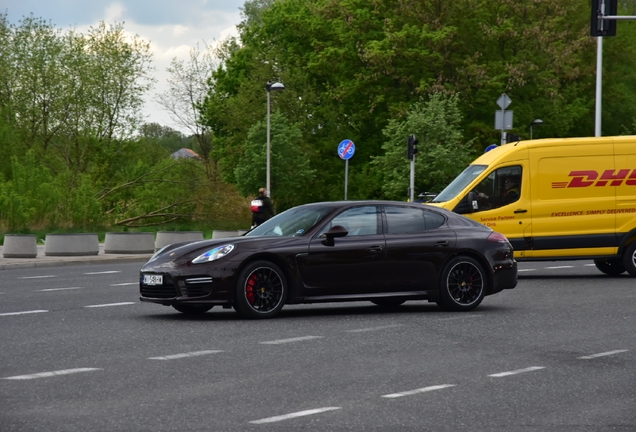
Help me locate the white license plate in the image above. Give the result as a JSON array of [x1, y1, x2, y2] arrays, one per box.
[[143, 274, 163, 285]]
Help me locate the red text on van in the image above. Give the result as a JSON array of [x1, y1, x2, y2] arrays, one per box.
[[552, 170, 636, 188]]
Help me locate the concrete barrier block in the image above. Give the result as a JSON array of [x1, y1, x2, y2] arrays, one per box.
[[155, 231, 204, 250], [3, 234, 38, 258], [44, 233, 99, 256], [104, 232, 155, 254], [212, 230, 239, 239]]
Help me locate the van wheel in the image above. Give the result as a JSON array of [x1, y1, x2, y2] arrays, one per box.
[[622, 242, 636, 277], [593, 259, 625, 276]]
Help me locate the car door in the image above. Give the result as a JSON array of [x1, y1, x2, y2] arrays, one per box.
[[382, 205, 457, 292], [297, 205, 386, 297]]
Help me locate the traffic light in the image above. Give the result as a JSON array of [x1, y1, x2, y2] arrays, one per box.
[[407, 135, 419, 160], [591, 0, 617, 37]]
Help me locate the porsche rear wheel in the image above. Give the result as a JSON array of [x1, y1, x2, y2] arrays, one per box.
[[172, 304, 213, 315], [234, 261, 286, 319], [437, 256, 486, 311]]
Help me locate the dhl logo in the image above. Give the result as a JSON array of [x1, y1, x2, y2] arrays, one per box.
[[552, 170, 636, 188]]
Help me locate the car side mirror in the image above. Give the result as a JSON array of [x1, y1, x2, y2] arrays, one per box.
[[321, 225, 348, 246]]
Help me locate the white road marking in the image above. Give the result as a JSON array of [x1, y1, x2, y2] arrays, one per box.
[[517, 269, 536, 272], [584, 264, 596, 266], [578, 350, 629, 360], [347, 324, 402, 333], [249, 407, 341, 424], [19, 275, 56, 279], [3, 368, 102, 380], [149, 350, 223, 360], [438, 314, 479, 321], [545, 266, 574, 269], [38, 287, 83, 292], [382, 384, 456, 398], [84, 271, 120, 275], [260, 336, 323, 345], [0, 310, 48, 317], [84, 302, 135, 308], [489, 366, 545, 377], [110, 282, 137, 286]]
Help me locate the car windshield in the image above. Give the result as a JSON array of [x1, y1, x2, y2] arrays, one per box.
[[245, 205, 334, 237], [431, 164, 488, 203]]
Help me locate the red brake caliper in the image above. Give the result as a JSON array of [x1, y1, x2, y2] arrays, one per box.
[[246, 274, 257, 304]]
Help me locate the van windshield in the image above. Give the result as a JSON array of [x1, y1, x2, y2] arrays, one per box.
[[430, 165, 487, 203]]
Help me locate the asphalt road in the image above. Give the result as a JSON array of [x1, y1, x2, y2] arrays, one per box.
[[1, 260, 634, 431]]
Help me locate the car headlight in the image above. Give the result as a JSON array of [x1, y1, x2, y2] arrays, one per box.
[[192, 244, 236, 264]]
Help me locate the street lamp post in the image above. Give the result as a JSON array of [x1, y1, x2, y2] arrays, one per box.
[[529, 119, 544, 140], [266, 81, 285, 198]]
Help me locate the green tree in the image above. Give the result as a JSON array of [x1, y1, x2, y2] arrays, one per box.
[[372, 93, 476, 200], [234, 112, 315, 210]]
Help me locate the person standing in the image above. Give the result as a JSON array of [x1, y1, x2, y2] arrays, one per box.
[[251, 187, 275, 227]]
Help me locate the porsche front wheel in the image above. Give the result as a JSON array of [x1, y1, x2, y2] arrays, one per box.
[[234, 261, 287, 319]]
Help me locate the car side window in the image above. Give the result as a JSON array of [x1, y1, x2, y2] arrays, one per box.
[[318, 206, 378, 236], [423, 210, 445, 230], [384, 206, 428, 234]]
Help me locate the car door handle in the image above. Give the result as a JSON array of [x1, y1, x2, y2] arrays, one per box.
[[435, 241, 449, 247], [514, 209, 528, 214], [368, 245, 383, 253]]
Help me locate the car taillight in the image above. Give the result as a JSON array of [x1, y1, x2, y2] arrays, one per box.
[[488, 232, 509, 243]]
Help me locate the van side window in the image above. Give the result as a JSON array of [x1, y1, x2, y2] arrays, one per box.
[[471, 166, 522, 211]]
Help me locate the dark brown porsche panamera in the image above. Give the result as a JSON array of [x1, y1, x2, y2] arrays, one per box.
[[139, 201, 517, 319]]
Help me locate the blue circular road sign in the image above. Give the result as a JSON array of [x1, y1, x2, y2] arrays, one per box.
[[338, 139, 355, 160]]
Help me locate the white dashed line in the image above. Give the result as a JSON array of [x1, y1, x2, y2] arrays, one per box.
[[382, 384, 456, 398], [260, 336, 323, 345], [110, 282, 137, 286], [84, 271, 121, 275], [517, 269, 537, 272], [149, 350, 223, 360], [38, 287, 83, 292], [347, 324, 402, 333], [249, 407, 341, 424], [489, 366, 545, 377], [0, 310, 48, 317], [545, 266, 574, 269], [3, 368, 102, 380], [19, 275, 56, 279], [578, 350, 629, 359], [84, 302, 135, 308]]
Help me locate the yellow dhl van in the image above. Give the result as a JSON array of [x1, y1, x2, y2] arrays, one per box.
[[427, 135, 636, 276]]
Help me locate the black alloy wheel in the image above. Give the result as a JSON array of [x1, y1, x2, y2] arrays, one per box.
[[172, 304, 214, 315], [234, 260, 287, 319], [594, 259, 626, 276], [622, 242, 636, 277], [437, 256, 486, 311]]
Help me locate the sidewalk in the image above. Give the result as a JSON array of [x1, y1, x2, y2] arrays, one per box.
[[0, 244, 152, 270]]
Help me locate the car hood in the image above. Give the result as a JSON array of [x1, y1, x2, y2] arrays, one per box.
[[143, 235, 304, 268]]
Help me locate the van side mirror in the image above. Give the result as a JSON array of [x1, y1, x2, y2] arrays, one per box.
[[453, 192, 477, 214], [321, 225, 348, 246]]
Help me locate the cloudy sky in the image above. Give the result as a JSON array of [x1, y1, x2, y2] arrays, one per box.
[[2, 0, 247, 132]]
